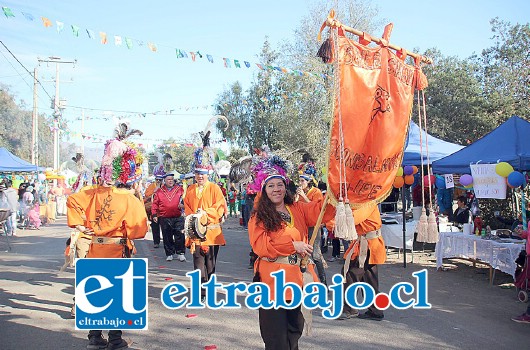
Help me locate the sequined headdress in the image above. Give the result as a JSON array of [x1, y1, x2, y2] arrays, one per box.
[[100, 122, 144, 185]]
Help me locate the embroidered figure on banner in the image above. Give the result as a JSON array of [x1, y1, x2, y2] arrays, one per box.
[[371, 85, 391, 123]]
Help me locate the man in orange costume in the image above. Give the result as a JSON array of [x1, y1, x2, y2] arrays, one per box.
[[184, 150, 226, 301], [339, 204, 386, 321], [67, 123, 148, 350]]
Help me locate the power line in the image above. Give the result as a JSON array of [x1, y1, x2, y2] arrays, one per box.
[[0, 40, 216, 119], [0, 40, 56, 103]]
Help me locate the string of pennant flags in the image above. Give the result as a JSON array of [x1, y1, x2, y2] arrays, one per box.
[[48, 123, 227, 147], [1, 6, 329, 79], [67, 91, 323, 121]]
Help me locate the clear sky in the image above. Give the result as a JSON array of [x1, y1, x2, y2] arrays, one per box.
[[1, 0, 528, 156]]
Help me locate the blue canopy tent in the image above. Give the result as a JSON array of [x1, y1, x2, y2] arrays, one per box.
[[432, 116, 530, 174], [0, 147, 44, 172], [402, 120, 464, 165]]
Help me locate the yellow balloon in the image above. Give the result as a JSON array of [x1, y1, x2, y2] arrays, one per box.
[[396, 167, 404, 177], [496, 162, 513, 177]]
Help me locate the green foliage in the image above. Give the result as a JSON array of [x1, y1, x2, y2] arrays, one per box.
[[479, 18, 530, 120], [215, 0, 382, 168], [226, 147, 249, 164], [0, 85, 54, 167], [150, 140, 196, 176]]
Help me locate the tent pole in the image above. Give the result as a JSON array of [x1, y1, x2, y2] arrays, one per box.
[[402, 186, 407, 268], [522, 173, 527, 231]]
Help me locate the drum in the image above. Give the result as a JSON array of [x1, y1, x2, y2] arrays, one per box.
[[184, 211, 208, 241]]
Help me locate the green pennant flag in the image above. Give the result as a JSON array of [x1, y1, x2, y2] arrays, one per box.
[[125, 37, 133, 49], [234, 60, 241, 68], [71, 25, 80, 37], [2, 7, 15, 18]]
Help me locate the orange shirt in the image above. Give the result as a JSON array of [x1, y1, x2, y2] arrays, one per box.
[[306, 187, 324, 202], [66, 185, 148, 258], [248, 200, 335, 300], [345, 205, 386, 264], [144, 182, 157, 200], [184, 181, 226, 246]]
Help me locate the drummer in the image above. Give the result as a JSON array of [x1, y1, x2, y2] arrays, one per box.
[[183, 148, 226, 302]]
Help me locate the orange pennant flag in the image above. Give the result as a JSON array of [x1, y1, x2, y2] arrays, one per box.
[[147, 42, 157, 52], [327, 34, 427, 207], [41, 17, 52, 28], [99, 32, 107, 44]]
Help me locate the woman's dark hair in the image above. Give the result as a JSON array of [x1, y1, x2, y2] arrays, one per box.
[[253, 181, 294, 232]]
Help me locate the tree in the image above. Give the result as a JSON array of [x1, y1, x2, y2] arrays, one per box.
[[215, 0, 383, 168], [479, 18, 530, 120], [420, 49, 492, 145], [0, 85, 54, 166], [226, 147, 249, 164]]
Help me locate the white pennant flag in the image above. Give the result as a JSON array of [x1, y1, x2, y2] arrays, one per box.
[[114, 35, 122, 46], [56, 21, 64, 33]]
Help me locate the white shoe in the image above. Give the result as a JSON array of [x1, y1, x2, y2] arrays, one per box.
[[178, 253, 186, 262], [166, 255, 173, 261]]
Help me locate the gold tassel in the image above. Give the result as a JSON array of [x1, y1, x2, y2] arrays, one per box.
[[334, 200, 348, 239], [427, 211, 439, 243], [416, 208, 429, 242], [344, 202, 358, 241], [301, 270, 314, 335]]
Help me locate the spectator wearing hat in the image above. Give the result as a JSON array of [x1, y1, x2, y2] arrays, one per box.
[[152, 173, 186, 262]]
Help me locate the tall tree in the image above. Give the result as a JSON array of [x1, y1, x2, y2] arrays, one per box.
[[0, 85, 54, 166], [479, 18, 530, 120], [215, 0, 382, 168], [420, 49, 491, 145]]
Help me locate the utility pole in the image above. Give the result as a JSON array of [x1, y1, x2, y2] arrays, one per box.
[[81, 108, 85, 153], [38, 56, 76, 172], [31, 67, 38, 165]]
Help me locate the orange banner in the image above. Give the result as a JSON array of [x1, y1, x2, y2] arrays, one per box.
[[327, 34, 427, 207]]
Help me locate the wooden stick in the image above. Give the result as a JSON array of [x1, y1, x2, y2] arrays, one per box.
[[322, 13, 433, 65], [300, 192, 329, 272]]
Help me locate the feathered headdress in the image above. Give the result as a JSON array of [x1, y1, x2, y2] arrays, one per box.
[[191, 115, 229, 174], [247, 152, 291, 194], [100, 121, 144, 185]]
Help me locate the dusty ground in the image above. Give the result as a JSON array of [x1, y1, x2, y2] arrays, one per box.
[[1, 217, 529, 350]]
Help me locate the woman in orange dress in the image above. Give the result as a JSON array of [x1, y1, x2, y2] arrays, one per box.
[[248, 156, 334, 350]]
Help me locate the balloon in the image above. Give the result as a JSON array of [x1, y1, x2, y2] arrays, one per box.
[[412, 166, 419, 175], [393, 176, 404, 188], [38, 173, 46, 181], [459, 174, 473, 186], [495, 162, 514, 177], [403, 165, 414, 176], [435, 176, 446, 189], [396, 167, 404, 177], [423, 175, 435, 187], [507, 171, 525, 188], [404, 175, 414, 185]]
